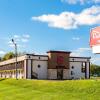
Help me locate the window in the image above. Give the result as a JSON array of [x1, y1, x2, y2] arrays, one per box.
[[72, 66, 74, 69], [71, 71, 74, 75], [39, 57, 40, 59], [38, 65, 41, 68], [82, 62, 86, 67], [71, 77, 74, 79], [81, 62, 86, 73], [72, 58, 74, 61]]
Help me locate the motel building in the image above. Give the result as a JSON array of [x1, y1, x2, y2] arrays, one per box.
[[0, 51, 90, 80]]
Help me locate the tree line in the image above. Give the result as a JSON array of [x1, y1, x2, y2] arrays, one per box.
[[0, 52, 27, 61], [90, 64, 100, 76]]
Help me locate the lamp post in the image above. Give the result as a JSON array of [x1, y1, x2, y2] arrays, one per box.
[[12, 39, 18, 80]]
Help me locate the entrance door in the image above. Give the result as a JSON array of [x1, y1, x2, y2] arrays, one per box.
[[57, 69, 63, 80]]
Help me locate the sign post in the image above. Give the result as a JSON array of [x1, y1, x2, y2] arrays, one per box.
[[90, 26, 100, 79]]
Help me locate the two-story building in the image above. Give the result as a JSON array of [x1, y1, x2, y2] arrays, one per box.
[[0, 51, 90, 80]]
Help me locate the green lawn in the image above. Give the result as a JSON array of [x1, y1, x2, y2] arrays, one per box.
[[0, 79, 100, 100]]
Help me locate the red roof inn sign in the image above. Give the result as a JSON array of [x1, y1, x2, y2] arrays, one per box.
[[90, 26, 100, 53]]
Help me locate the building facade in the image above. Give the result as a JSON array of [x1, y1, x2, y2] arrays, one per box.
[[0, 51, 90, 80]]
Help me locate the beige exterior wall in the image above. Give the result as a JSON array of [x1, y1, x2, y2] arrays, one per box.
[[70, 62, 85, 79], [69, 57, 90, 79], [48, 69, 57, 79], [48, 69, 70, 79], [63, 69, 70, 79], [32, 60, 48, 79]]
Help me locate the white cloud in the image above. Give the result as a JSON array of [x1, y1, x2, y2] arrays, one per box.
[[13, 35, 21, 42], [13, 34, 30, 43], [21, 38, 29, 43], [76, 6, 100, 25], [8, 34, 30, 48], [23, 34, 30, 38], [32, 12, 77, 30], [71, 47, 91, 56], [61, 0, 100, 5], [8, 43, 25, 48], [0, 50, 6, 55], [14, 35, 20, 39], [61, 0, 77, 4], [78, 48, 91, 51], [72, 37, 80, 40], [32, 6, 100, 30]]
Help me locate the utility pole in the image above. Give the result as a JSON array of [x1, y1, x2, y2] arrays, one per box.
[[12, 39, 18, 80]]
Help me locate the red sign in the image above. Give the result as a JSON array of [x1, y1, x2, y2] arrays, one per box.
[[57, 56, 64, 64], [90, 26, 100, 47]]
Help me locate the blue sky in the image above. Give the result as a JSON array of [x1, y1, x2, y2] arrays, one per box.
[[0, 0, 100, 64]]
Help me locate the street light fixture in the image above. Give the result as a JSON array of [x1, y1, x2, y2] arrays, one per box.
[[12, 39, 18, 80]]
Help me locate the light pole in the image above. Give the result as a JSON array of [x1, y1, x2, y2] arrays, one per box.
[[12, 39, 18, 80]]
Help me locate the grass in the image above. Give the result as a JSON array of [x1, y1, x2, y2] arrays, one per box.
[[0, 79, 100, 100]]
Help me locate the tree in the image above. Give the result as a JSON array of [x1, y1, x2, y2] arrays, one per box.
[[0, 57, 2, 61], [2, 52, 15, 61], [0, 51, 31, 61], [90, 64, 100, 76]]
